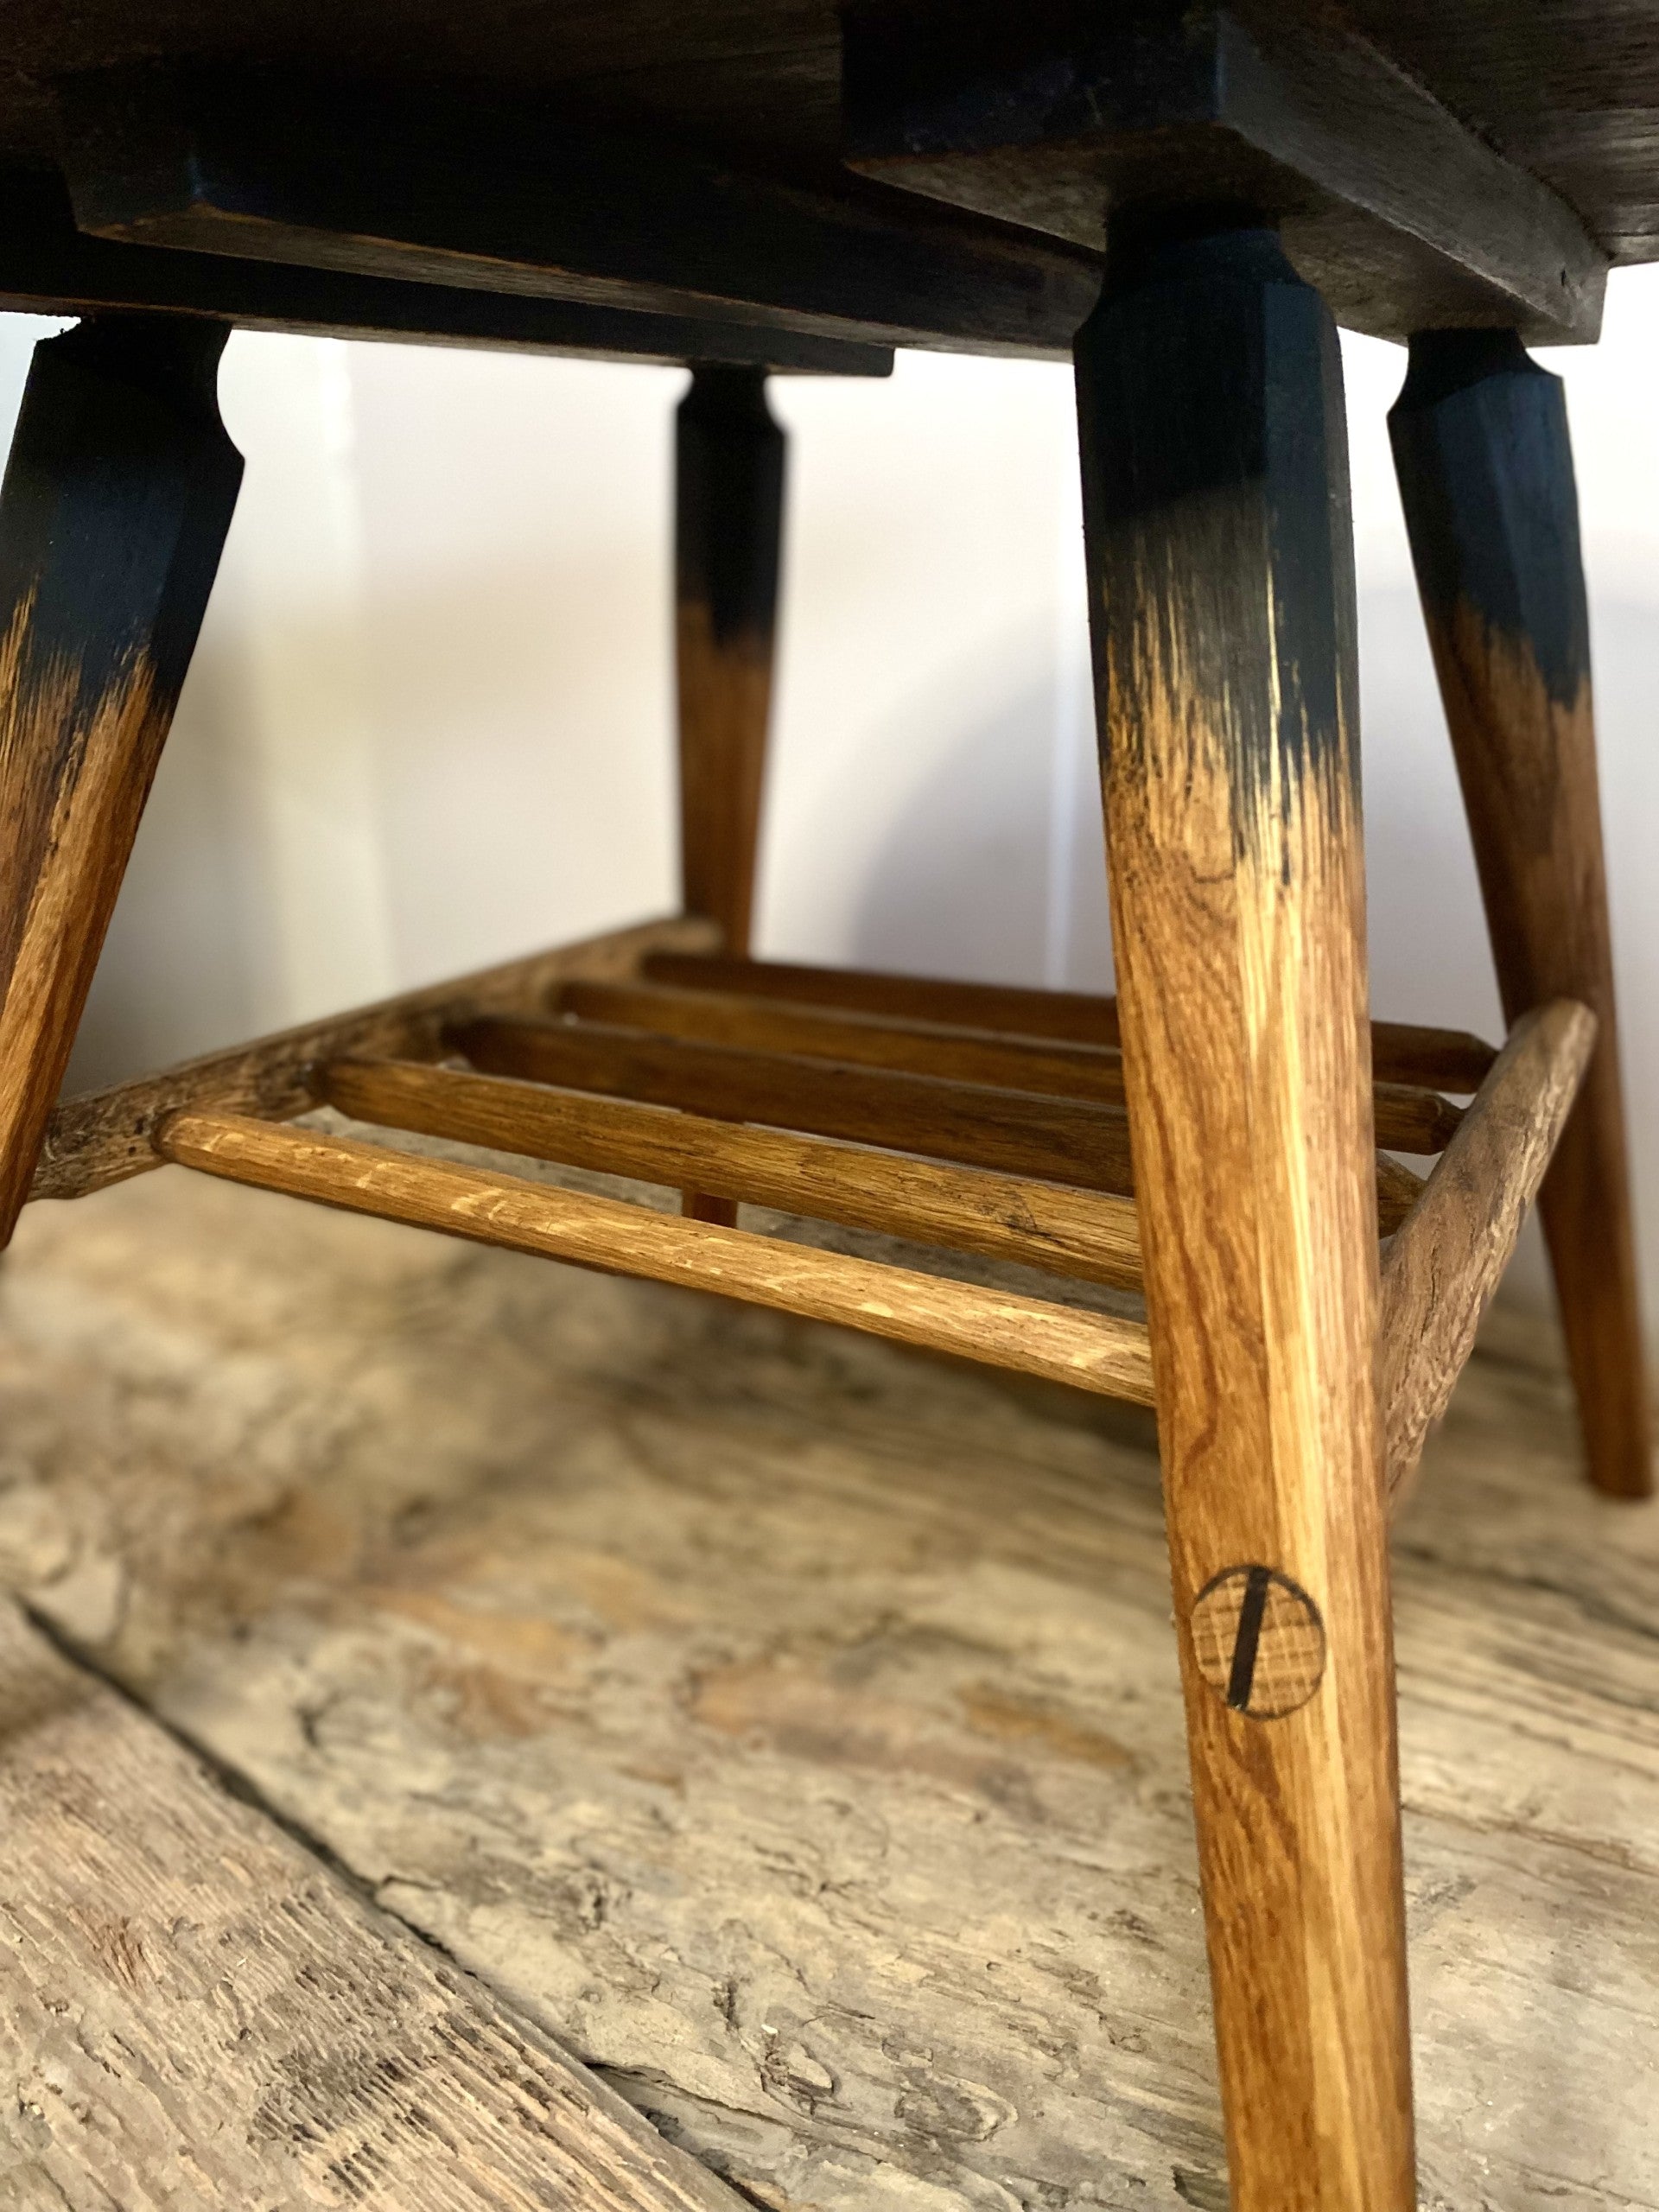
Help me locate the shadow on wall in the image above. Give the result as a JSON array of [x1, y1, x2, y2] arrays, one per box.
[[844, 654, 1119, 995], [849, 678, 1094, 990]]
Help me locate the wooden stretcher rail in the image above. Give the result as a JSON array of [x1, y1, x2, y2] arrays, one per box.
[[641, 951, 1501, 1096], [157, 1111, 1158, 1407], [453, 1013, 1140, 1196], [454, 1015, 1425, 1230], [1380, 999, 1598, 1511], [321, 1057, 1146, 1291], [29, 914, 717, 1204], [557, 981, 1465, 1153]]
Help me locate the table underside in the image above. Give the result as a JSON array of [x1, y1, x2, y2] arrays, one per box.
[[0, 0, 1655, 359]]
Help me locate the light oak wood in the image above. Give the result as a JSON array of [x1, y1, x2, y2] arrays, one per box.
[[1391, 329, 1650, 1499], [641, 950, 1500, 1094], [3, 1166, 1655, 2212], [455, 1012, 1140, 1198], [1380, 1000, 1597, 1510], [561, 980, 1465, 1152], [321, 1055, 1147, 1291], [29, 913, 715, 1204], [1076, 224, 1413, 2210], [674, 364, 784, 1228], [157, 1110, 1158, 1404], [458, 1013, 1426, 1230], [0, 315, 242, 1243], [0, 1597, 748, 2210], [676, 365, 781, 961]]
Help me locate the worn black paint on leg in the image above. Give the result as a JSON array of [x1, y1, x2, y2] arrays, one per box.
[[676, 365, 785, 647], [1389, 329, 1588, 709], [1074, 218, 1360, 842]]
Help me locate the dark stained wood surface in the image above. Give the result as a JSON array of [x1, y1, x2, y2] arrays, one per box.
[[844, 3, 1605, 344], [0, 169, 893, 376], [0, 3, 1649, 349], [54, 67, 1103, 358], [0, 0, 1655, 266]]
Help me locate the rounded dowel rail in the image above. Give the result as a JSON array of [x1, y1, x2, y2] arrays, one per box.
[[155, 1111, 1159, 1406], [320, 1056, 1147, 1292]]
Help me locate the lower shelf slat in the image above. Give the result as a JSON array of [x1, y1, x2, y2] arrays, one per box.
[[321, 1056, 1145, 1292], [639, 950, 1500, 1096], [156, 1110, 1158, 1407]]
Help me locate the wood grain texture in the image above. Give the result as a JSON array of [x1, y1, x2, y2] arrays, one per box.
[[0, 1596, 748, 2210], [641, 950, 1500, 1093], [1076, 223, 1413, 2209], [844, 1, 1605, 344], [321, 1055, 1147, 1292], [675, 363, 784, 1230], [1380, 1001, 1597, 1510], [461, 1020, 1422, 1234], [1, 0, 1658, 280], [1390, 328, 1651, 1499], [0, 167, 894, 375], [677, 366, 783, 960], [565, 981, 1464, 1152], [158, 1110, 1158, 1404], [1, 1162, 1653, 2212], [454, 1012, 1140, 1198], [0, 315, 243, 1246], [29, 914, 716, 1204], [57, 64, 1105, 359]]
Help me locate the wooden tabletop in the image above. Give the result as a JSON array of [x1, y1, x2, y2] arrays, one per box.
[[0, 3, 1651, 358]]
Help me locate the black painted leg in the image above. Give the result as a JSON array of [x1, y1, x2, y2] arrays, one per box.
[[0, 315, 242, 1240], [675, 362, 785, 1225], [1390, 331, 1650, 1499]]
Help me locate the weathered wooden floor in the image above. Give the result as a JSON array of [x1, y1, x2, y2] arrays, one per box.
[[0, 1166, 1654, 2210]]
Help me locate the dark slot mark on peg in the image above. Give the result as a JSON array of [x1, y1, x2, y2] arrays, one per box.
[[1224, 1563, 1272, 1711], [1190, 1565, 1326, 1719]]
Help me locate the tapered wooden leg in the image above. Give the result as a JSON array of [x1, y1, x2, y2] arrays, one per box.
[[1389, 332, 1650, 1499], [0, 315, 242, 1242], [676, 363, 784, 958], [1076, 224, 1414, 2211], [675, 363, 785, 1224]]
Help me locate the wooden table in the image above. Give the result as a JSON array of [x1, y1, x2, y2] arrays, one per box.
[[0, 8, 1652, 2207]]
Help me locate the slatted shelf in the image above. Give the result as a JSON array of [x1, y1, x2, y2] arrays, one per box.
[[31, 918, 1586, 1465]]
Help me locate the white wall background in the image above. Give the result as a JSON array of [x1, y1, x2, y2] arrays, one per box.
[[3, 272, 1656, 1325]]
